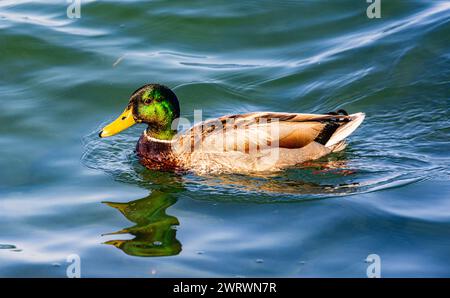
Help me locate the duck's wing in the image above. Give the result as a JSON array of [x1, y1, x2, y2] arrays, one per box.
[[176, 112, 365, 153]]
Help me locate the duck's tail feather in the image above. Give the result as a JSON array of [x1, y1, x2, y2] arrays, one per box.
[[325, 112, 365, 147], [329, 140, 347, 152]]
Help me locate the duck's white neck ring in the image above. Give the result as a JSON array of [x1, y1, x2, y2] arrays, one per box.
[[143, 130, 176, 143]]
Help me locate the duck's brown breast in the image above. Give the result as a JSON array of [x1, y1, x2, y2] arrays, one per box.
[[136, 134, 183, 171]]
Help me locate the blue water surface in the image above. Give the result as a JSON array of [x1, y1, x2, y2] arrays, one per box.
[[0, 0, 449, 277]]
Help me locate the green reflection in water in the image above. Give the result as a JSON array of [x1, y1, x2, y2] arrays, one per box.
[[100, 157, 360, 258], [103, 190, 181, 257]]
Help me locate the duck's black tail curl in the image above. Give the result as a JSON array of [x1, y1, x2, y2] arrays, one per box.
[[327, 109, 348, 116], [315, 109, 350, 145]]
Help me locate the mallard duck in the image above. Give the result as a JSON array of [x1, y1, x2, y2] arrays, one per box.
[[99, 84, 365, 173]]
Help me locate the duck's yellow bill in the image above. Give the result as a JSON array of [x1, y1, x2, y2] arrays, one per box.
[[99, 107, 136, 138]]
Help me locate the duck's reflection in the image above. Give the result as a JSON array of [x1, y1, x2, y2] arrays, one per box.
[[101, 154, 358, 257], [195, 158, 359, 196], [103, 190, 181, 257]]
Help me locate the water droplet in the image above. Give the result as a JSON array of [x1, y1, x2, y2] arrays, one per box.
[[196, 250, 205, 255], [153, 241, 162, 246], [255, 259, 264, 264]]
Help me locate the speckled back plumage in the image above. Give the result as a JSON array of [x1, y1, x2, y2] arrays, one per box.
[[135, 111, 365, 174]]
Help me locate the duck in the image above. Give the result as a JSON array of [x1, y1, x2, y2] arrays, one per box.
[[99, 84, 365, 174]]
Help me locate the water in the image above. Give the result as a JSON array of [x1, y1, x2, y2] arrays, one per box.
[[0, 0, 449, 277]]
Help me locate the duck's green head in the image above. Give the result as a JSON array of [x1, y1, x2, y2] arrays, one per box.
[[99, 84, 180, 140]]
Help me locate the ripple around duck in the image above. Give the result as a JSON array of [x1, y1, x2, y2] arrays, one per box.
[[81, 122, 432, 203]]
